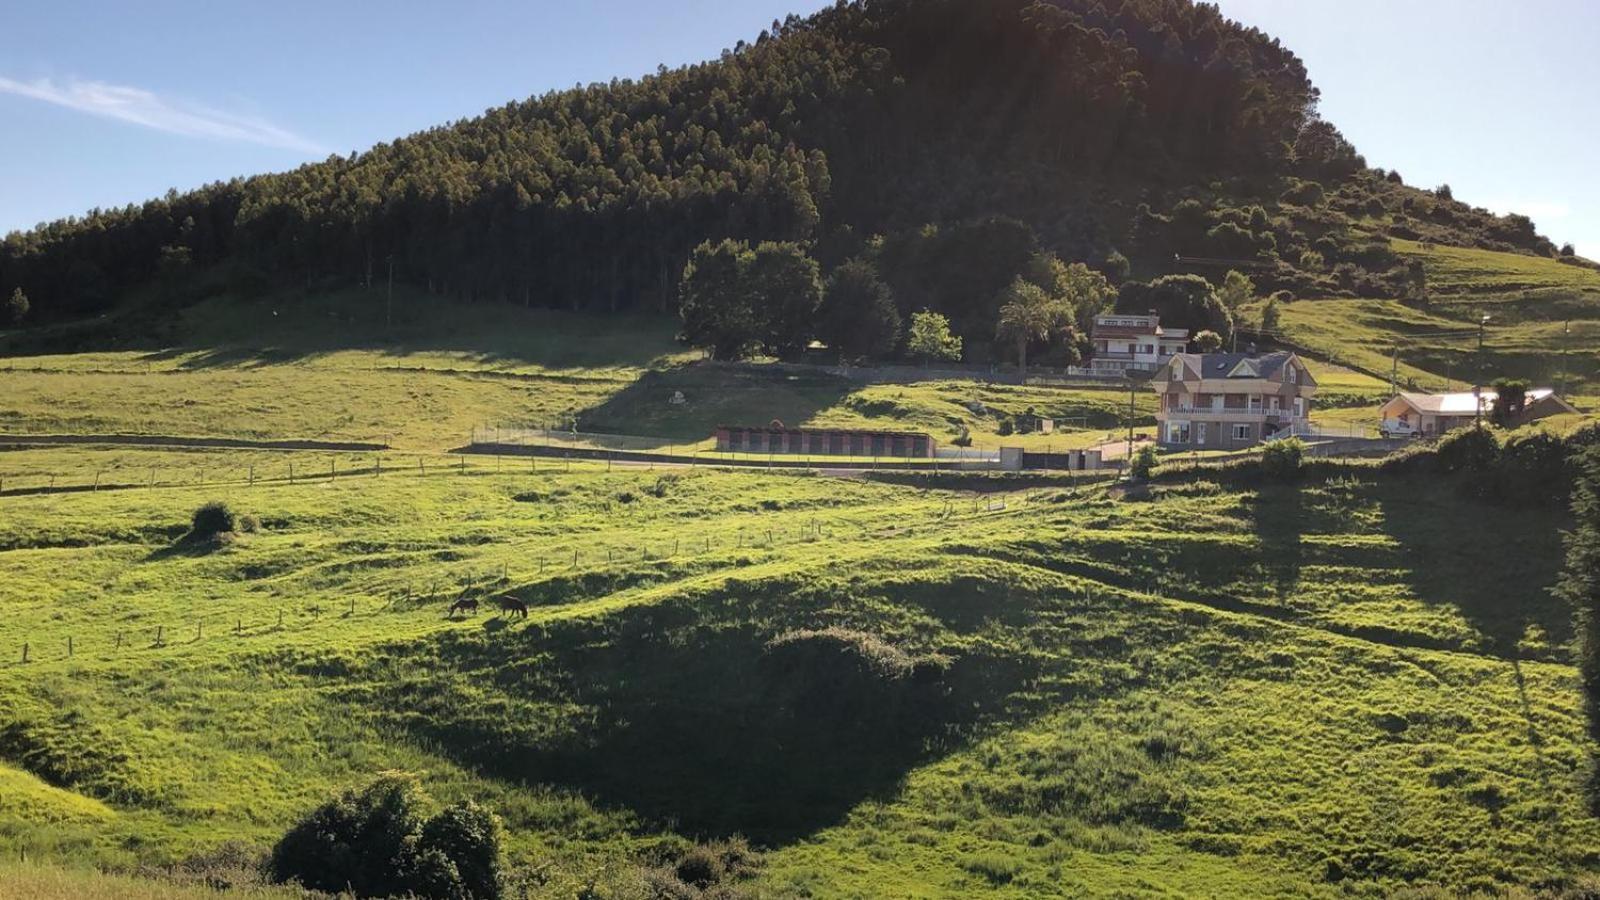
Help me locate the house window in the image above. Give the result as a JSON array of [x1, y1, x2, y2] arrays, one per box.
[[1196, 423, 1208, 444], [1232, 423, 1253, 441], [1166, 421, 1191, 443], [1293, 397, 1305, 418], [1287, 365, 1298, 384]]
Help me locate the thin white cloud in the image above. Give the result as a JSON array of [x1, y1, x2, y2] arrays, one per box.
[[0, 75, 324, 154]]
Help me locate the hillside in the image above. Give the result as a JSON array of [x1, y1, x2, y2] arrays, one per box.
[[1, 301, 1597, 896], [1, 407, 1594, 896], [2, 0, 1579, 356], [4, 0, 1600, 896]]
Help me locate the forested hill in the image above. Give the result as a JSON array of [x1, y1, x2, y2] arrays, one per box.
[[0, 0, 1572, 335]]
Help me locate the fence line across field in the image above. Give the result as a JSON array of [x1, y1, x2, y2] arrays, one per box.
[[6, 479, 1101, 667]]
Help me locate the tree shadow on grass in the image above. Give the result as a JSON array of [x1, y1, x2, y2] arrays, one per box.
[[1375, 486, 1570, 658], [573, 365, 857, 447], [1251, 483, 1306, 603], [356, 599, 1031, 846]]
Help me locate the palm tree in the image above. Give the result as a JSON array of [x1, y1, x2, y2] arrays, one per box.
[[997, 278, 1067, 382]]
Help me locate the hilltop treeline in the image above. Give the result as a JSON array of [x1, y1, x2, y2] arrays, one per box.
[[0, 0, 1562, 331]]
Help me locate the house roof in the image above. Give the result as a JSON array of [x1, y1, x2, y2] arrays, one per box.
[[1172, 351, 1299, 379], [1394, 388, 1563, 415]]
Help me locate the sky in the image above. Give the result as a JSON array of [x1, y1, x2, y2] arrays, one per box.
[[1, 0, 1595, 255]]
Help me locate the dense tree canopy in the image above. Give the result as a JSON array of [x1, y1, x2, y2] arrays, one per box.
[[819, 259, 900, 362], [0, 0, 1562, 338]]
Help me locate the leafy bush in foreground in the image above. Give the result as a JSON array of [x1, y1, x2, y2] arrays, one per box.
[[269, 772, 504, 899], [188, 501, 236, 540], [1259, 437, 1304, 481]]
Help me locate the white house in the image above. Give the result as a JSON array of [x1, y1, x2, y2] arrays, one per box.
[[1088, 313, 1189, 376]]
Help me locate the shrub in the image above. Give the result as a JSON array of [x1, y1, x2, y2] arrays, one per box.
[[237, 514, 261, 533], [1259, 438, 1304, 481], [417, 800, 505, 900], [1130, 445, 1157, 480], [1279, 180, 1325, 207], [997, 417, 1015, 437], [189, 501, 237, 540], [1435, 426, 1499, 474], [1490, 430, 1570, 505], [270, 773, 505, 899]]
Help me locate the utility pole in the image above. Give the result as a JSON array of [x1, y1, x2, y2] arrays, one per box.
[[1127, 382, 1136, 473], [1557, 320, 1571, 399], [1390, 343, 1399, 396], [1473, 313, 1490, 429]]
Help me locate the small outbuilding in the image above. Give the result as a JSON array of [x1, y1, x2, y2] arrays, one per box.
[[715, 425, 936, 458], [1380, 388, 1577, 436]]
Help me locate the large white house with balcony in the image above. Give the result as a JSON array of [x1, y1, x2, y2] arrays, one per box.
[[1087, 313, 1189, 376], [1154, 351, 1317, 449]]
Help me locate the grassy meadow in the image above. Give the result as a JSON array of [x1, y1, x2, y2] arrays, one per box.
[[1257, 241, 1600, 406], [0, 444, 1595, 897], [2, 254, 1599, 897]]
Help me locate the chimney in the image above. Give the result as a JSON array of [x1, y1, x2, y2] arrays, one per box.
[[1247, 342, 1258, 355]]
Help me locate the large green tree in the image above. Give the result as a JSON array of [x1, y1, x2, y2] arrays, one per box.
[[679, 240, 759, 360], [1119, 275, 1234, 345], [819, 260, 900, 362], [5, 287, 27, 327], [997, 277, 1068, 381], [750, 242, 822, 360], [905, 310, 962, 364]]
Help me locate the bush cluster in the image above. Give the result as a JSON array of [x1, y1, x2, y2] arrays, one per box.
[[189, 501, 237, 540], [1259, 437, 1305, 481], [1382, 423, 1598, 506], [269, 773, 504, 899]]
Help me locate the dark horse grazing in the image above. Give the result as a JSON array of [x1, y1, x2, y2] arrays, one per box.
[[447, 596, 479, 618], [497, 595, 529, 619]]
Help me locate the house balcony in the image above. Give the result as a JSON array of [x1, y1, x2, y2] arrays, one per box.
[[1161, 406, 1307, 420]]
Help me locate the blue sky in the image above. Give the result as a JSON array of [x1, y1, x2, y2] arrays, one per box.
[[2, 0, 1595, 255]]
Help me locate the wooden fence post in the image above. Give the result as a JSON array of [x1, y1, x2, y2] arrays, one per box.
[[21, 643, 27, 664], [67, 636, 72, 657], [155, 625, 164, 646]]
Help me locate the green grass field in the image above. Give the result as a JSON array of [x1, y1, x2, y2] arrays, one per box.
[[1256, 241, 1600, 403], [3, 268, 1599, 897], [1, 445, 1594, 897]]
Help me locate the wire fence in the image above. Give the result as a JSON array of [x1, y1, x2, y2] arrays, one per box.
[[4, 478, 1105, 668], [467, 425, 1144, 469], [0, 450, 601, 498]]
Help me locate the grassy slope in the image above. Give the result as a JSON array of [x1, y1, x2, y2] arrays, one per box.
[[2, 277, 1598, 897], [1258, 240, 1600, 407], [0, 453, 1594, 896]]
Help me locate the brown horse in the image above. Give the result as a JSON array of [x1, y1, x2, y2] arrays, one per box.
[[497, 595, 529, 619], [447, 596, 479, 618]]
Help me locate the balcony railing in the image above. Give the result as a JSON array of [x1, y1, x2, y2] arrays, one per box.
[[1163, 406, 1305, 418]]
